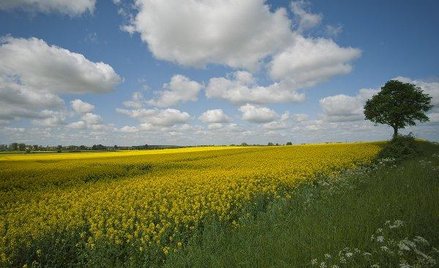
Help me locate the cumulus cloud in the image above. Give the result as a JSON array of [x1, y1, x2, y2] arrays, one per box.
[[198, 109, 231, 123], [291, 113, 309, 122], [126, 0, 292, 70], [119, 126, 139, 133], [148, 109, 190, 126], [0, 37, 121, 94], [0, 36, 121, 124], [71, 99, 95, 113], [0, 0, 96, 15], [269, 35, 361, 86], [67, 111, 110, 131], [206, 71, 305, 104], [117, 107, 190, 127], [67, 120, 86, 129], [290, 1, 322, 32], [32, 110, 66, 127], [81, 112, 102, 125], [205, 35, 360, 105], [148, 75, 203, 107], [239, 104, 278, 123], [320, 89, 378, 122], [261, 112, 291, 130], [121, 1, 360, 106], [0, 81, 64, 120]]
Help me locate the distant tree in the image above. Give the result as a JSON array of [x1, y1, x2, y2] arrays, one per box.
[[286, 141, 293, 145], [18, 143, 26, 151], [240, 142, 248, 146], [267, 142, 274, 146], [364, 80, 432, 138], [92, 144, 106, 150], [10, 143, 18, 151]]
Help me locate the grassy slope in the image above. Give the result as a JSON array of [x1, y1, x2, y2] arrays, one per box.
[[165, 142, 439, 267]]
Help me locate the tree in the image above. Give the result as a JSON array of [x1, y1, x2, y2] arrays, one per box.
[[10, 143, 18, 151], [18, 143, 26, 151], [364, 80, 432, 138]]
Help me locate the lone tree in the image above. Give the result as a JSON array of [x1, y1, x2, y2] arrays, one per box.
[[364, 80, 432, 138]]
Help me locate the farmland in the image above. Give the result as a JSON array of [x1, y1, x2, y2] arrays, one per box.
[[0, 143, 381, 266]]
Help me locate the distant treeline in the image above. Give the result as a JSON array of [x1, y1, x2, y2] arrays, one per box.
[[0, 141, 327, 152], [0, 143, 181, 153]]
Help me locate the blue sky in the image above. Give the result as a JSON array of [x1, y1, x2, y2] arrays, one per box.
[[0, 0, 438, 145]]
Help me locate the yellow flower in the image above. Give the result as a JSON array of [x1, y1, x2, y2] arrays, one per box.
[[0, 143, 381, 265]]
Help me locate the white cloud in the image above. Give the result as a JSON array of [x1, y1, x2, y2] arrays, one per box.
[[207, 123, 224, 130], [0, 81, 64, 120], [148, 109, 190, 126], [127, 0, 292, 70], [119, 126, 139, 133], [67, 121, 86, 129], [71, 99, 95, 113], [206, 71, 305, 104], [0, 37, 121, 94], [66, 111, 111, 131], [239, 104, 278, 123], [122, 1, 360, 107], [117, 107, 190, 127], [81, 112, 102, 125], [263, 120, 287, 130], [32, 110, 66, 127], [320, 88, 378, 122], [291, 113, 309, 122], [148, 75, 203, 107], [290, 1, 322, 32], [199, 109, 231, 123], [262, 111, 291, 130], [269, 35, 361, 86], [0, 0, 96, 15], [0, 37, 121, 124]]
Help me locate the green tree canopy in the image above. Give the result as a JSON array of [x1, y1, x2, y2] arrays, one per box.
[[364, 80, 432, 138]]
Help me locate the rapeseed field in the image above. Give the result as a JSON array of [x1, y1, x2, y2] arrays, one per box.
[[0, 143, 381, 266]]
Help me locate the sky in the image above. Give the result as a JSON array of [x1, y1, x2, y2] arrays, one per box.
[[0, 0, 438, 146]]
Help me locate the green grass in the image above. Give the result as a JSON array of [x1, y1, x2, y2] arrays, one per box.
[[164, 142, 439, 267]]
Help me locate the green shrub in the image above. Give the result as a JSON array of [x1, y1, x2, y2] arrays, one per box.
[[378, 134, 418, 160]]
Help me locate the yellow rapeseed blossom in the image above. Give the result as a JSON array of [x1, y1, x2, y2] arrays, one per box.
[[0, 143, 381, 265]]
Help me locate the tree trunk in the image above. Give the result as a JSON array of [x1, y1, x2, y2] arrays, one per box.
[[393, 126, 398, 139]]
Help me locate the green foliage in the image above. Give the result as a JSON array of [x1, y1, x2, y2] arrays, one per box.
[[364, 80, 432, 137], [378, 134, 418, 160]]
